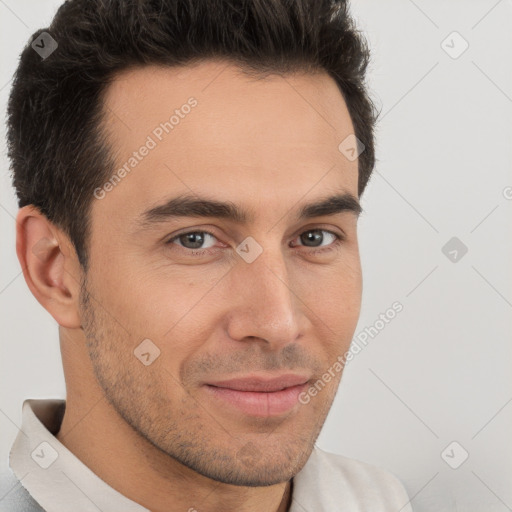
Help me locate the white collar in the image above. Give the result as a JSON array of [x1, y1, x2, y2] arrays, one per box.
[[10, 398, 149, 512]]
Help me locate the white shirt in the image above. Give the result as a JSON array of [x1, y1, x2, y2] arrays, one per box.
[[1, 399, 413, 511]]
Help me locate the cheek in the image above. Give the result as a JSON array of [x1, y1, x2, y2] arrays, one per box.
[[90, 245, 196, 336], [306, 259, 362, 353], [301, 254, 362, 317]]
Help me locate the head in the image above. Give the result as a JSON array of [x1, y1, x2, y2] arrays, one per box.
[[9, 0, 378, 487]]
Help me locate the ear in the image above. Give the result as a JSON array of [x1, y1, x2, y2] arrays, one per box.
[[15, 205, 83, 328]]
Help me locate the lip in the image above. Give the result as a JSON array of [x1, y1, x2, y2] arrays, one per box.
[[205, 373, 311, 392], [203, 373, 311, 417]]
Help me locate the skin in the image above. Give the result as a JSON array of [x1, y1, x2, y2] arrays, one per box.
[[16, 60, 363, 512]]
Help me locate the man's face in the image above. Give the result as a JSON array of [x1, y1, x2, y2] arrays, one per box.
[[81, 60, 362, 486]]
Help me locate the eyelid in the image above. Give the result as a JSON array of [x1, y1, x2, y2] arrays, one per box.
[[165, 224, 346, 254], [166, 223, 346, 241], [165, 227, 225, 247]]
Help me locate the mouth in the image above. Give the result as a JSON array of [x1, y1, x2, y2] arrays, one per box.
[[202, 373, 311, 417]]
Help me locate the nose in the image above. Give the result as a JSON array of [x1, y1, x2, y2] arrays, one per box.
[[224, 247, 307, 349]]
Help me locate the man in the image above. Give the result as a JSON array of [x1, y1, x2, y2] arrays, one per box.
[[1, 0, 412, 510]]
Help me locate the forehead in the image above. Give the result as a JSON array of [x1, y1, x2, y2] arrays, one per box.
[[95, 60, 358, 228]]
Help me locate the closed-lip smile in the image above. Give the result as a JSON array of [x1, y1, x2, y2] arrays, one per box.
[[202, 373, 312, 417]]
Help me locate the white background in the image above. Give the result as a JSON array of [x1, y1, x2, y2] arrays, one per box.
[[1, 1, 511, 511]]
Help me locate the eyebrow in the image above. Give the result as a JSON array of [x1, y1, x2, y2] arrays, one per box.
[[135, 192, 362, 229]]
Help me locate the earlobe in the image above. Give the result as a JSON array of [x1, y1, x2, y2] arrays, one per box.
[[15, 205, 83, 329]]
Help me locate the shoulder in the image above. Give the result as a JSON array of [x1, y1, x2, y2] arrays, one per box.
[[292, 446, 412, 511], [0, 469, 46, 512]]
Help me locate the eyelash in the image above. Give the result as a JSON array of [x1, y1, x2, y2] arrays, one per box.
[[165, 228, 345, 257]]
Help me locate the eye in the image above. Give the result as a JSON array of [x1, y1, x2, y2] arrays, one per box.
[[165, 228, 345, 256], [166, 230, 218, 255], [291, 229, 343, 252]]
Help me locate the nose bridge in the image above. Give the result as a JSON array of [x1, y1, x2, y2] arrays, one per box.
[[227, 243, 304, 345]]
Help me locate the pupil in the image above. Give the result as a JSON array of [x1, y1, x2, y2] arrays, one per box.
[[302, 230, 322, 247], [183, 232, 204, 249]]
